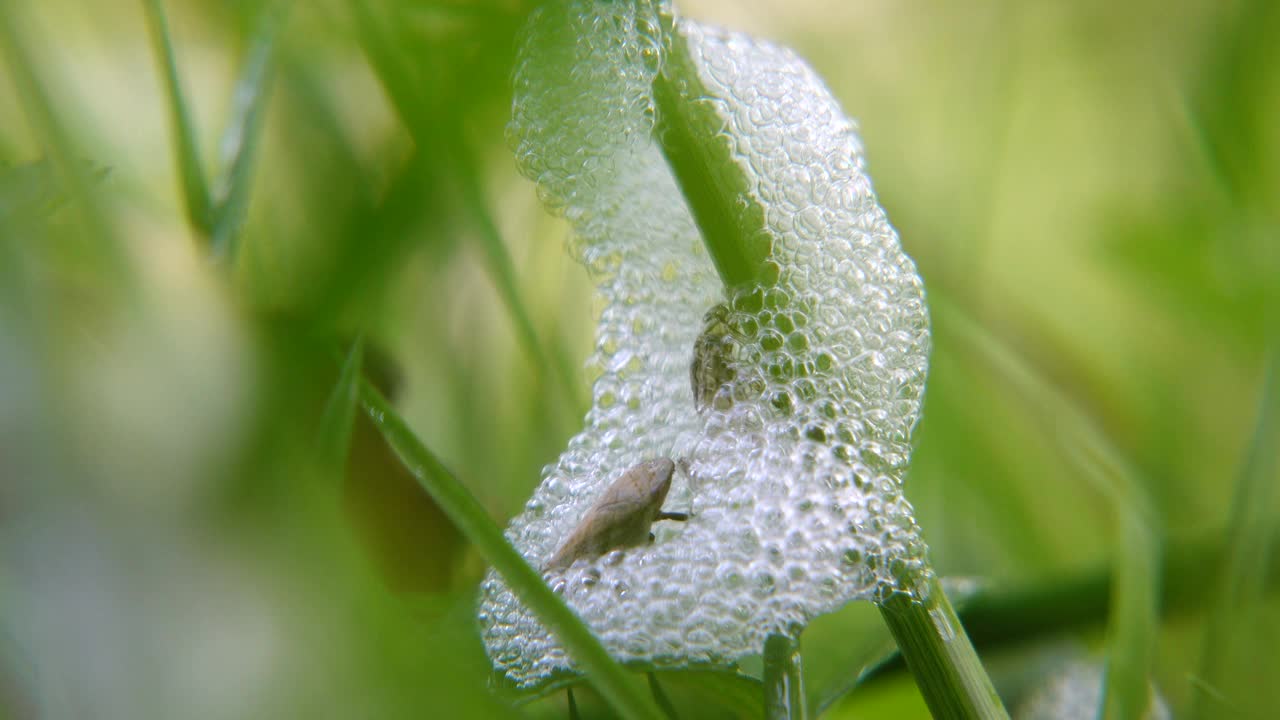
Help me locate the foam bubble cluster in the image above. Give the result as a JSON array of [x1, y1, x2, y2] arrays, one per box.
[[479, 0, 930, 686]]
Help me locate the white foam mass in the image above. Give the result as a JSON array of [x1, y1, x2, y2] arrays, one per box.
[[478, 0, 931, 686]]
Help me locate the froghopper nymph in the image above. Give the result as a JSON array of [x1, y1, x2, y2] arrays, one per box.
[[543, 458, 689, 572]]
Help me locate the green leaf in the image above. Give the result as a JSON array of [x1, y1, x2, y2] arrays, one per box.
[[357, 378, 665, 720], [141, 0, 213, 235], [822, 672, 932, 719], [654, 670, 762, 720]]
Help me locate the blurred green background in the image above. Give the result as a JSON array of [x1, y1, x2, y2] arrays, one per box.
[[1, 0, 1276, 718]]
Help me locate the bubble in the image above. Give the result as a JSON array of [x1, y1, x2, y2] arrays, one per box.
[[479, 0, 931, 687]]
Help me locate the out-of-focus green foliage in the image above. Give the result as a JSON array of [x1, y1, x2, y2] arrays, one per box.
[[0, 0, 1276, 718]]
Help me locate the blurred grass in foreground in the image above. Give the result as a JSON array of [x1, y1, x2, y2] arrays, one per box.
[[1, 0, 1276, 717]]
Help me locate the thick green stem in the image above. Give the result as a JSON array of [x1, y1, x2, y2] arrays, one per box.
[[763, 634, 807, 720], [879, 576, 1009, 720], [851, 526, 1280, 697], [653, 15, 1008, 720], [652, 18, 771, 293]]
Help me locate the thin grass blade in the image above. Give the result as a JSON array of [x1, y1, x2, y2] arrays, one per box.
[[348, 1, 585, 415], [1191, 351, 1280, 719], [447, 134, 588, 415], [210, 3, 286, 263], [141, 0, 212, 235], [938, 298, 1159, 720], [316, 337, 364, 471], [647, 672, 680, 720], [0, 5, 131, 288], [357, 378, 664, 720]]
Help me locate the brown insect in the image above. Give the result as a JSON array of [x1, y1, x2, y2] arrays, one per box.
[[691, 302, 737, 412], [543, 458, 690, 572]]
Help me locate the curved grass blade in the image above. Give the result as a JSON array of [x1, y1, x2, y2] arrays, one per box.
[[357, 378, 664, 720], [209, 3, 286, 263], [348, 1, 586, 415], [647, 672, 680, 720], [937, 298, 1159, 720], [0, 5, 130, 288], [447, 133, 588, 416], [141, 0, 212, 235], [568, 686, 581, 720], [1191, 350, 1280, 719], [1102, 505, 1159, 720], [316, 337, 364, 471]]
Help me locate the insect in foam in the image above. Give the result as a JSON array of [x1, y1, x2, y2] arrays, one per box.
[[543, 458, 690, 572], [690, 302, 737, 412]]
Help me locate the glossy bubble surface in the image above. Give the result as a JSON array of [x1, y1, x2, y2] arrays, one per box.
[[479, 1, 931, 686]]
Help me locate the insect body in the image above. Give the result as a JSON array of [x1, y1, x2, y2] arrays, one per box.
[[544, 458, 689, 572], [691, 302, 737, 412]]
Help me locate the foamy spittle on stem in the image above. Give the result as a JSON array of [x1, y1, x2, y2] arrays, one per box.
[[479, 1, 931, 687]]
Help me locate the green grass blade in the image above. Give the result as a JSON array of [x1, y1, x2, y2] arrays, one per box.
[[347, 1, 586, 416], [1180, 0, 1278, 208], [809, 580, 985, 715], [1191, 351, 1280, 719], [315, 337, 364, 471], [646, 672, 679, 720], [356, 379, 665, 720], [0, 158, 64, 221], [937, 299, 1159, 720], [447, 137, 588, 415], [652, 20, 1006, 720], [1102, 505, 1159, 720], [140, 0, 213, 235], [763, 634, 808, 720], [209, 3, 285, 263], [0, 5, 130, 288], [652, 23, 771, 293], [879, 577, 1010, 720]]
